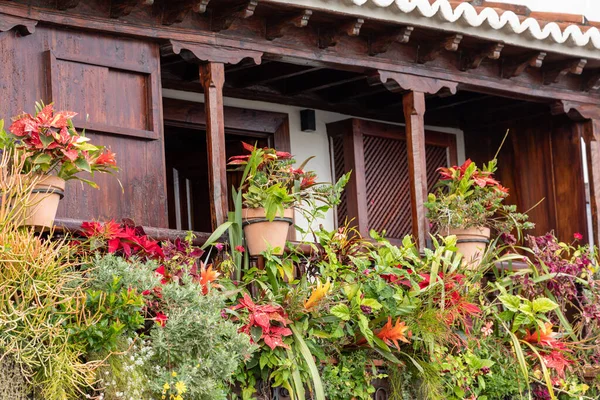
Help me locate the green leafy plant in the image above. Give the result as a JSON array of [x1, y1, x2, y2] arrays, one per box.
[[425, 157, 533, 234], [0, 102, 118, 187]]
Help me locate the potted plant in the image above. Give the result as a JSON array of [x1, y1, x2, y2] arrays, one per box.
[[228, 142, 348, 256], [425, 158, 532, 267], [0, 102, 118, 228]]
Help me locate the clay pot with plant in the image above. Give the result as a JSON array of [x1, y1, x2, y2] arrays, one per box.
[[0, 102, 118, 229], [425, 158, 533, 268], [227, 142, 348, 256]]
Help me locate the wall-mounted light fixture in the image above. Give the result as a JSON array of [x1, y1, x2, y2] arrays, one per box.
[[300, 109, 316, 132]]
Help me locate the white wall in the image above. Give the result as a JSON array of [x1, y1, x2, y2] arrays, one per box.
[[162, 89, 464, 237], [493, 0, 600, 22]]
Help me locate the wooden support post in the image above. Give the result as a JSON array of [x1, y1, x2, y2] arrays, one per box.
[[584, 119, 600, 246], [199, 62, 228, 229], [343, 120, 369, 237], [403, 91, 428, 249]]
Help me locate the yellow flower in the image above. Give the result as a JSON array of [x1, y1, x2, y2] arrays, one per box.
[[163, 382, 171, 390], [175, 381, 187, 394], [171, 371, 177, 377], [303, 279, 331, 310]]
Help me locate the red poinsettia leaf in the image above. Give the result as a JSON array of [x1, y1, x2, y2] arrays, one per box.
[[543, 350, 573, 378], [107, 238, 121, 253], [253, 311, 271, 330], [269, 326, 292, 336], [263, 334, 289, 350], [241, 141, 256, 153]]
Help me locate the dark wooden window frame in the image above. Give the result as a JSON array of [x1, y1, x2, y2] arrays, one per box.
[[327, 118, 457, 243], [162, 96, 292, 234]]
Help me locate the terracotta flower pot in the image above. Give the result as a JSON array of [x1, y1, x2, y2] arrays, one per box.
[[242, 208, 294, 256], [21, 175, 65, 229], [443, 226, 491, 268]]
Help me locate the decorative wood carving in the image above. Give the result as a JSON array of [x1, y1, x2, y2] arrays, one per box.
[[162, 40, 263, 65], [57, 0, 80, 10], [109, 0, 154, 18], [377, 70, 458, 95], [318, 18, 364, 49], [162, 0, 212, 25], [552, 100, 600, 121], [543, 58, 587, 85], [211, 0, 258, 32], [417, 34, 463, 64], [403, 91, 428, 249], [461, 42, 504, 71], [199, 62, 228, 229], [584, 72, 600, 92], [502, 52, 546, 78], [369, 26, 413, 56], [266, 10, 312, 41], [194, 0, 210, 13], [0, 13, 38, 35]]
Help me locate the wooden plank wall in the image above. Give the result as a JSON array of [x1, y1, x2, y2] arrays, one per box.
[[0, 26, 168, 227], [464, 114, 587, 242]]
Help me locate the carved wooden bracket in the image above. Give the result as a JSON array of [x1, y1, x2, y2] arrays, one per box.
[[543, 58, 587, 85], [460, 42, 504, 71], [266, 10, 312, 41], [417, 34, 462, 64], [369, 26, 413, 56], [211, 0, 258, 32], [195, 0, 211, 13], [57, 0, 80, 10], [502, 52, 546, 79], [551, 99, 600, 121], [318, 18, 364, 49], [162, 0, 212, 25], [0, 12, 38, 35], [584, 72, 600, 92], [162, 40, 263, 65], [375, 70, 458, 95], [109, 0, 154, 18]]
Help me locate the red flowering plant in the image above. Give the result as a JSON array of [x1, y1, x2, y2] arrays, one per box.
[[1, 102, 118, 187], [425, 158, 533, 234], [228, 142, 349, 223]]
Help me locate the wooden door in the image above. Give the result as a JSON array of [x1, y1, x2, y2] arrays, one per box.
[[0, 26, 167, 227]]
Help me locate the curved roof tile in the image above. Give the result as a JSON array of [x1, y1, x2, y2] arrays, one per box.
[[349, 0, 600, 50]]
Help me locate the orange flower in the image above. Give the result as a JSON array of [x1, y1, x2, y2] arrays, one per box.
[[376, 317, 411, 350], [200, 263, 221, 295], [303, 279, 331, 310]]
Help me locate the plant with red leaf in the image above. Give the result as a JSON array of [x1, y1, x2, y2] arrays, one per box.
[[425, 157, 533, 234], [228, 142, 349, 221], [81, 220, 163, 259], [2, 101, 118, 187], [231, 292, 292, 350]]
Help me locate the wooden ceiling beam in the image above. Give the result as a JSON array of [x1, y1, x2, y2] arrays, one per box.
[[210, 0, 258, 32], [281, 71, 365, 95], [417, 34, 463, 64], [502, 51, 546, 79], [57, 0, 80, 10], [543, 58, 587, 85], [460, 42, 504, 71], [318, 18, 364, 49], [369, 26, 414, 56], [266, 10, 312, 41], [109, 0, 154, 18], [230, 63, 321, 88]]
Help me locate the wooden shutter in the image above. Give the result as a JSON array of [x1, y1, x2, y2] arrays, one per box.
[[0, 26, 167, 227], [328, 119, 457, 242]]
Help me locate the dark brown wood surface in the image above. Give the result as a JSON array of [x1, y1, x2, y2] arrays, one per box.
[[403, 91, 428, 249], [0, 25, 168, 227], [200, 62, 228, 230], [584, 119, 600, 245]]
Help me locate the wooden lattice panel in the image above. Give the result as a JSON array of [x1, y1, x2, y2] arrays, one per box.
[[331, 135, 348, 228], [331, 134, 449, 239], [364, 135, 412, 238]]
